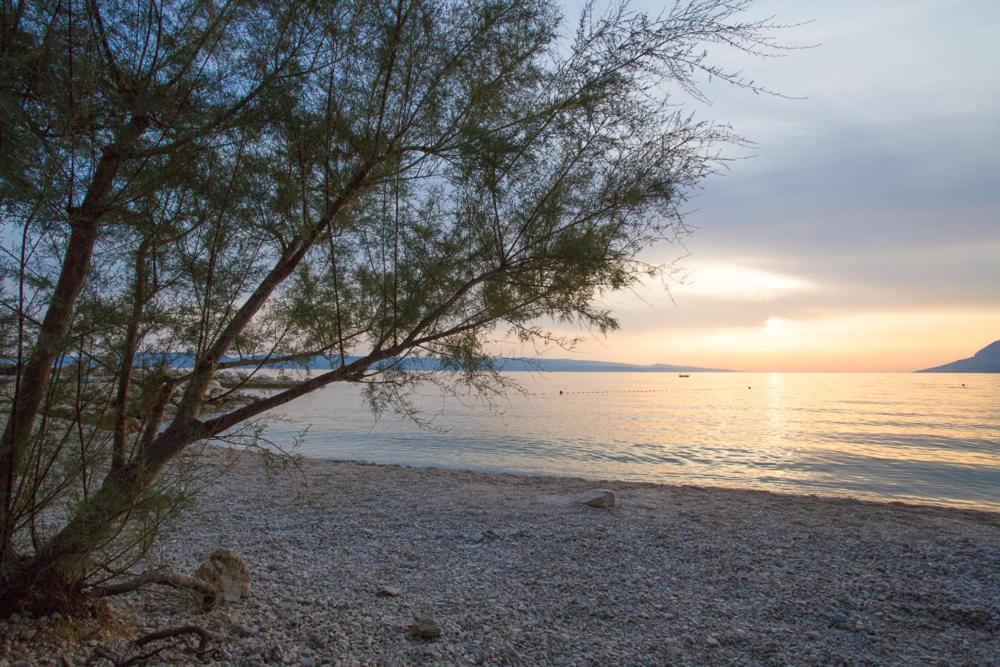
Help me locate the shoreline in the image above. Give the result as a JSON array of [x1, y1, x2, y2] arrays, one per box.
[[5, 448, 999, 665], [289, 453, 1000, 516]]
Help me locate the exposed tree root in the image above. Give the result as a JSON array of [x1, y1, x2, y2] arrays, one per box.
[[88, 624, 221, 666]]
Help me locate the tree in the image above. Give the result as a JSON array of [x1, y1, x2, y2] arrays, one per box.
[[0, 0, 786, 616]]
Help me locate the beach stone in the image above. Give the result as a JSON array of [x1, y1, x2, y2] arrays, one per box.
[[576, 488, 616, 508], [408, 617, 442, 641], [376, 585, 402, 597], [232, 624, 256, 638], [195, 548, 252, 603]]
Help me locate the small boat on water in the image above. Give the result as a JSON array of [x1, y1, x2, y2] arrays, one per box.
[[678, 374, 690, 378]]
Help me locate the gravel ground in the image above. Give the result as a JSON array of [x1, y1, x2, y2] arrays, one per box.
[[3, 449, 999, 666]]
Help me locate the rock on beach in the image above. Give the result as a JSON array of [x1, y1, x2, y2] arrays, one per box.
[[408, 617, 442, 641], [195, 548, 252, 603], [376, 585, 403, 597], [576, 488, 616, 508]]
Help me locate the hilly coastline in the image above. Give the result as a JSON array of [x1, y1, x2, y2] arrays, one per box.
[[918, 339, 1000, 372], [158, 353, 727, 373]]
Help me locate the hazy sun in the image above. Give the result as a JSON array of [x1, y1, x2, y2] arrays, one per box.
[[764, 317, 788, 336]]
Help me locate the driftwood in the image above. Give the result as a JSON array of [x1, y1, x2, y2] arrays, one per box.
[[93, 570, 218, 610]]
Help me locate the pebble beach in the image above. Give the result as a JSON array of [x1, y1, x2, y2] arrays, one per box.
[[3, 448, 999, 666]]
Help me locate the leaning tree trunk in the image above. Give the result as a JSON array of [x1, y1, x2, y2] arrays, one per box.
[[0, 117, 148, 563], [0, 215, 102, 561]]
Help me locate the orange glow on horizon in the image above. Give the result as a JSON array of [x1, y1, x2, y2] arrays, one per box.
[[523, 310, 1000, 372]]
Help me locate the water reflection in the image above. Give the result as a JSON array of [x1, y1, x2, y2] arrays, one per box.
[[259, 372, 1000, 510]]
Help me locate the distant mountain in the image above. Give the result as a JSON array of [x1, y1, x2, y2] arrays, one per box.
[[156, 353, 727, 373], [493, 358, 728, 373], [917, 339, 1000, 373]]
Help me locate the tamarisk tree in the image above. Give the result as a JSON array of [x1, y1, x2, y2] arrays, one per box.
[[0, 0, 786, 615]]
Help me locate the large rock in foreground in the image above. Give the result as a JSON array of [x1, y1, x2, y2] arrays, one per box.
[[195, 548, 252, 603]]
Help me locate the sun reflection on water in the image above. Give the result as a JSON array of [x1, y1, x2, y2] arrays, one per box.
[[261, 372, 1000, 510]]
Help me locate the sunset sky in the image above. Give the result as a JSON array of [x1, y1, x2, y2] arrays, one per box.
[[542, 0, 1000, 371]]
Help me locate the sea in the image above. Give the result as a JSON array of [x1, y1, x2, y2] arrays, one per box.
[[255, 372, 1000, 511]]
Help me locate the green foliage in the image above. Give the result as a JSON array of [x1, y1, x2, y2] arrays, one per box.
[[0, 0, 788, 603]]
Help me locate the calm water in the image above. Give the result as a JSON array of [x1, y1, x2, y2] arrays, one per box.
[[258, 372, 1000, 510]]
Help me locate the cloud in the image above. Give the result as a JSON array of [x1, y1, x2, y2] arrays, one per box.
[[667, 263, 818, 302], [549, 0, 1000, 369]]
